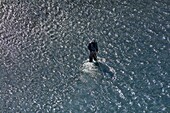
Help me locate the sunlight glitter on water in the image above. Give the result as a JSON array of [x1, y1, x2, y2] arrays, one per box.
[[0, 0, 170, 112]]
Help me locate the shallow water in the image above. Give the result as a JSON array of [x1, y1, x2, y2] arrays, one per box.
[[0, 0, 170, 112]]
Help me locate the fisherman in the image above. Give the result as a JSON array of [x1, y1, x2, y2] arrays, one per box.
[[88, 39, 98, 62]]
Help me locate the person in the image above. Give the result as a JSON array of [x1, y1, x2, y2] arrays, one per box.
[[88, 39, 98, 62]]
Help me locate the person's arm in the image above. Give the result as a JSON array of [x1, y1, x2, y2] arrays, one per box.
[[88, 43, 91, 51], [96, 42, 98, 52]]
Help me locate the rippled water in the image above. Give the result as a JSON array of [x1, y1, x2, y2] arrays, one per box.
[[0, 0, 170, 112]]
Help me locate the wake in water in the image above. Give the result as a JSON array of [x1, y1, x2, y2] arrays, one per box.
[[80, 57, 116, 80]]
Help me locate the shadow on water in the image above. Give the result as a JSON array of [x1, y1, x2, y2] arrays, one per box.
[[95, 62, 115, 79], [80, 59, 116, 80]]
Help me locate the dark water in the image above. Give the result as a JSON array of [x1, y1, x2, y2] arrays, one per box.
[[0, 0, 170, 112]]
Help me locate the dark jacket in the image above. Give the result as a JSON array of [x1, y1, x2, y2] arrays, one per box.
[[88, 41, 98, 52]]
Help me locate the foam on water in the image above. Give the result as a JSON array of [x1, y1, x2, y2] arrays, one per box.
[[0, 0, 170, 112]]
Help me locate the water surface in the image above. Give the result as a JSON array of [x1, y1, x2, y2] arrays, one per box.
[[0, 0, 170, 112]]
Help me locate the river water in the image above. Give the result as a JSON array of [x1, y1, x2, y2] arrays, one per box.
[[0, 0, 170, 112]]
